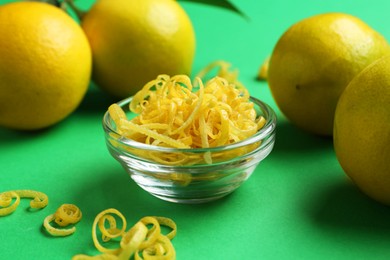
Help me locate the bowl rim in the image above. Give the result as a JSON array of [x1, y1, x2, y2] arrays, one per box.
[[102, 95, 277, 153]]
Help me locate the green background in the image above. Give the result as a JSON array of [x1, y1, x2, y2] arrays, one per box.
[[1, 0, 390, 259]]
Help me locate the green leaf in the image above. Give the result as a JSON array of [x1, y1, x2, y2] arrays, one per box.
[[30, 0, 61, 6], [178, 0, 249, 20]]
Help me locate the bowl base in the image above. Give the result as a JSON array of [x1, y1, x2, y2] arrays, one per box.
[[149, 191, 233, 204], [135, 178, 243, 204]]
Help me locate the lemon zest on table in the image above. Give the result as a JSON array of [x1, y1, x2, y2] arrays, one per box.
[[91, 208, 127, 255], [153, 216, 177, 240], [0, 191, 20, 216], [0, 190, 48, 216], [257, 56, 270, 81], [135, 234, 175, 260], [73, 208, 177, 260], [43, 204, 82, 236], [118, 222, 148, 259], [138, 216, 161, 249]]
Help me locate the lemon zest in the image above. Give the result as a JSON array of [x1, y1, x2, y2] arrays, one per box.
[[153, 216, 177, 240], [43, 204, 82, 236], [139, 216, 161, 249], [257, 56, 270, 80], [109, 68, 265, 166], [135, 234, 175, 260], [119, 119, 191, 149], [195, 60, 245, 89], [0, 190, 48, 216], [118, 222, 148, 259], [0, 191, 20, 216], [43, 214, 76, 236], [54, 203, 82, 226], [73, 209, 177, 260], [108, 103, 128, 134], [92, 208, 127, 255]]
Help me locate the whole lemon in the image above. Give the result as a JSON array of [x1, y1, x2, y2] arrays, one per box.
[[81, 0, 196, 98], [267, 13, 390, 136], [334, 55, 390, 206], [0, 2, 92, 130]]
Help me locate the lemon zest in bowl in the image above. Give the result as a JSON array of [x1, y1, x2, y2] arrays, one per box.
[[195, 60, 245, 89], [110, 72, 264, 147]]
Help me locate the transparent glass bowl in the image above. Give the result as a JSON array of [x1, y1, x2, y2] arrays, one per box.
[[102, 96, 277, 204]]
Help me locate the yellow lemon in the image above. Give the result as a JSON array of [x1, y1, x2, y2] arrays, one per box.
[[81, 0, 196, 98], [267, 13, 390, 136], [0, 2, 92, 130], [334, 55, 390, 206]]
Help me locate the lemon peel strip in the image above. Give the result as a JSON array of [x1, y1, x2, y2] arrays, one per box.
[[257, 56, 270, 81], [153, 216, 177, 240], [170, 76, 204, 135], [73, 209, 177, 260], [119, 119, 190, 149], [0, 191, 20, 216], [108, 104, 128, 134], [43, 214, 76, 236], [139, 216, 161, 249], [92, 208, 127, 255], [54, 203, 82, 226], [0, 190, 48, 216], [118, 222, 148, 259], [12, 190, 48, 209], [43, 204, 82, 236], [135, 234, 175, 260]]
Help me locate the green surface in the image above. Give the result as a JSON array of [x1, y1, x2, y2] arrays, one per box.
[[1, 0, 390, 259]]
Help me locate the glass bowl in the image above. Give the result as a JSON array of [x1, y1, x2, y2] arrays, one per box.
[[102, 96, 277, 204]]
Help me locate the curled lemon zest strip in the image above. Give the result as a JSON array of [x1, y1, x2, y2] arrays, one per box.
[[54, 203, 82, 227], [44, 214, 76, 236], [119, 119, 191, 149], [153, 216, 177, 240], [135, 234, 176, 260], [98, 214, 124, 242], [108, 103, 128, 134], [257, 56, 270, 81], [43, 204, 82, 236], [139, 216, 161, 249], [0, 190, 48, 216], [118, 222, 148, 259], [74, 209, 177, 260], [92, 208, 127, 255], [15, 190, 48, 209], [170, 76, 204, 136], [0, 191, 20, 216]]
